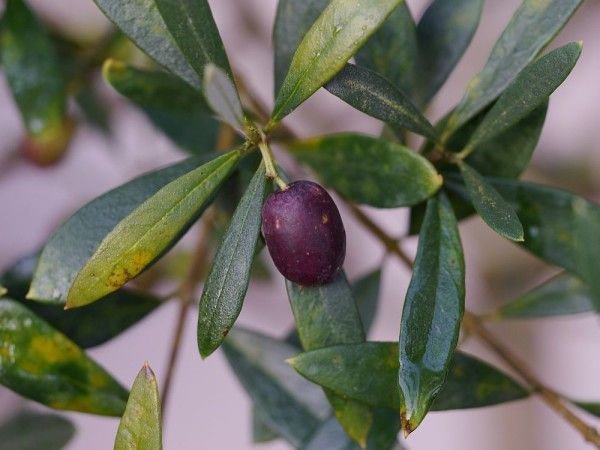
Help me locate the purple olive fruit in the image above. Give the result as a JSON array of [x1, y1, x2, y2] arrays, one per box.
[[262, 180, 346, 285]]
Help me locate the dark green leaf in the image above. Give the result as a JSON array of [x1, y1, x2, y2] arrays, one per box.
[[155, 0, 232, 82], [416, 0, 483, 105], [202, 64, 244, 133], [574, 201, 600, 307], [251, 408, 279, 443], [399, 192, 465, 432], [465, 42, 582, 151], [286, 273, 373, 446], [353, 269, 382, 336], [0, 298, 128, 416], [223, 327, 330, 448], [66, 150, 240, 307], [271, 0, 402, 123], [489, 180, 600, 290], [198, 164, 269, 358], [444, 0, 583, 134], [0, 0, 67, 138], [75, 85, 111, 134], [29, 155, 216, 304], [355, 2, 418, 99], [289, 134, 442, 208], [466, 103, 547, 178], [325, 64, 436, 139], [0, 411, 75, 450], [93, 0, 199, 88], [2, 253, 162, 349], [573, 402, 600, 418], [272, 0, 329, 95], [490, 272, 596, 319], [103, 60, 219, 155], [290, 342, 528, 411], [458, 161, 524, 241], [115, 364, 162, 450]]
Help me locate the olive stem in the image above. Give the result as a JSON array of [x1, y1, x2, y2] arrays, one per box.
[[258, 138, 287, 190]]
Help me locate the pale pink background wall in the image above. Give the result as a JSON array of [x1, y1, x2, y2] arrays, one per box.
[[1, 1, 599, 449]]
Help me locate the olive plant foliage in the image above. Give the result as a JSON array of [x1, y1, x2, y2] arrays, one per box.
[[1, 0, 599, 448]]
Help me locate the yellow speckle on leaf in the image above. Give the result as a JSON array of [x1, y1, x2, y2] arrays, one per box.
[[30, 336, 78, 363]]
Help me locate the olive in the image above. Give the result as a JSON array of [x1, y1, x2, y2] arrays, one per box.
[[261, 180, 346, 285]]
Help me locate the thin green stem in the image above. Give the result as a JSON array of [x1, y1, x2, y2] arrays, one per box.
[[258, 138, 287, 190]]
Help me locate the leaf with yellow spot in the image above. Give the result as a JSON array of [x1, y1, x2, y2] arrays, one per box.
[[115, 363, 162, 450], [0, 298, 128, 416], [67, 150, 240, 308]]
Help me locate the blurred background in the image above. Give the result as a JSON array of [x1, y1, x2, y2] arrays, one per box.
[[1, 0, 599, 448]]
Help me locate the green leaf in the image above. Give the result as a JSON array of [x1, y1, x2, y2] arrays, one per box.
[[286, 273, 374, 446], [0, 286, 6, 297], [465, 42, 582, 151], [444, 0, 583, 134], [29, 155, 217, 304], [488, 180, 600, 292], [93, 0, 199, 88], [324, 64, 436, 139], [290, 342, 528, 411], [75, 85, 111, 135], [223, 327, 330, 448], [103, 60, 219, 155], [0, 298, 128, 415], [353, 269, 382, 336], [2, 253, 161, 349], [203, 64, 244, 134], [252, 408, 280, 443], [272, 0, 329, 96], [0, 411, 75, 450], [399, 192, 465, 433], [289, 134, 442, 208], [66, 150, 241, 307], [354, 2, 418, 100], [458, 161, 524, 241], [115, 363, 162, 450], [573, 401, 600, 418], [490, 272, 596, 319], [415, 0, 483, 105], [198, 164, 269, 358], [271, 0, 402, 123], [0, 0, 67, 138], [155, 0, 232, 82], [574, 201, 600, 307], [465, 103, 547, 178]]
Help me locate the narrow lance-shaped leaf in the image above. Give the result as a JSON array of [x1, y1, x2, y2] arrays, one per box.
[[325, 64, 437, 139], [353, 269, 382, 335], [155, 0, 233, 81], [488, 180, 600, 294], [489, 272, 596, 319], [289, 134, 442, 208], [102, 60, 219, 155], [290, 342, 528, 411], [1, 253, 162, 348], [272, 0, 329, 95], [444, 0, 583, 135], [574, 200, 600, 307], [0, 0, 69, 143], [203, 64, 245, 134], [0, 299, 128, 416], [465, 42, 582, 151], [399, 192, 465, 434], [67, 150, 241, 308], [29, 155, 218, 304], [198, 163, 269, 358], [286, 274, 374, 447], [458, 161, 524, 241], [271, 0, 402, 123], [416, 0, 483, 105], [354, 2, 418, 99], [0, 411, 75, 450], [93, 0, 199, 88], [115, 363, 162, 450], [222, 327, 331, 448]]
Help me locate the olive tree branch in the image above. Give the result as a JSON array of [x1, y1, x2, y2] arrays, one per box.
[[345, 204, 600, 448]]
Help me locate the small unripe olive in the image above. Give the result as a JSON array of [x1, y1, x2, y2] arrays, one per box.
[[21, 118, 75, 167], [261, 180, 346, 285]]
